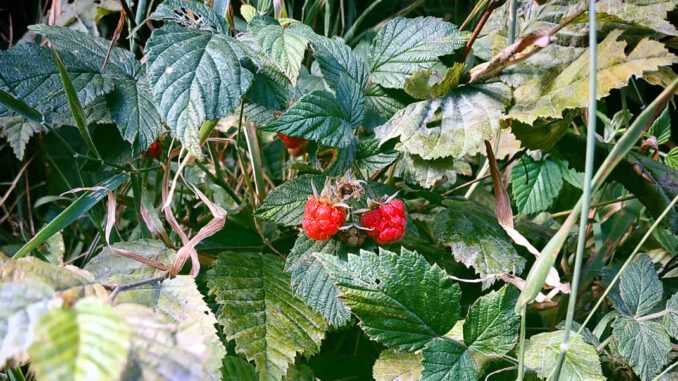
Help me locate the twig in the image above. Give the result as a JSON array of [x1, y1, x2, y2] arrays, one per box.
[[116, 0, 138, 28], [551, 195, 637, 218], [459, 0, 500, 63], [107, 273, 168, 303], [0, 157, 33, 208]]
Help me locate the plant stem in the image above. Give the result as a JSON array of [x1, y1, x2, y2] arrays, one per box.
[[517, 305, 527, 381], [344, 0, 381, 43], [550, 195, 636, 218], [550, 1, 597, 378], [653, 360, 678, 381], [194, 159, 242, 204], [508, 0, 518, 44], [107, 272, 168, 303], [459, 0, 499, 62], [130, 0, 148, 54]]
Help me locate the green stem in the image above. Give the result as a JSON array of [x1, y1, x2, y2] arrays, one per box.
[[517, 305, 527, 381], [344, 0, 382, 42], [195, 159, 242, 204], [507, 0, 518, 44], [130, 0, 149, 54], [551, 1, 597, 378], [243, 121, 266, 205]]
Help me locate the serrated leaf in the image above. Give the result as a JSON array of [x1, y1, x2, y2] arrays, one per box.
[[112, 275, 225, 380], [261, 90, 354, 148], [145, 24, 254, 156], [29, 298, 131, 381], [308, 35, 368, 95], [354, 138, 399, 176], [316, 247, 461, 351], [597, 0, 678, 36], [524, 331, 605, 381], [662, 293, 678, 339], [404, 64, 465, 100], [421, 338, 479, 381], [207, 252, 327, 381], [463, 286, 520, 356], [509, 30, 677, 124], [285, 235, 351, 327], [118, 304, 220, 381], [373, 349, 423, 381], [611, 254, 663, 317], [0, 115, 44, 160], [648, 106, 671, 145], [433, 199, 526, 283], [511, 156, 564, 215], [364, 83, 411, 118], [256, 174, 325, 226], [375, 83, 510, 160], [398, 153, 470, 189], [368, 17, 467, 88], [250, 21, 309, 85], [665, 147, 678, 170], [510, 116, 571, 151], [222, 356, 257, 381], [84, 239, 174, 282], [612, 317, 671, 381], [150, 0, 229, 33], [27, 25, 163, 151]]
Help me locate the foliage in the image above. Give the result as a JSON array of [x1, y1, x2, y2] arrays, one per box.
[[0, 0, 677, 380]]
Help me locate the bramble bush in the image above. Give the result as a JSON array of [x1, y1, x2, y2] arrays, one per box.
[[1, 0, 678, 380]]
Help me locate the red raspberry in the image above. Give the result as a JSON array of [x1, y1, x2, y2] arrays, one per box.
[[360, 199, 407, 244], [142, 141, 162, 159], [302, 196, 347, 241], [278, 133, 307, 156]]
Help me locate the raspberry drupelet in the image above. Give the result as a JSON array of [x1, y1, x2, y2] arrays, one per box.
[[302, 196, 347, 241], [360, 198, 407, 244]]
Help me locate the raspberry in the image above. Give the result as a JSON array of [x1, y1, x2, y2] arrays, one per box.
[[278, 133, 307, 156], [302, 196, 346, 241], [360, 198, 407, 244], [143, 141, 162, 159]]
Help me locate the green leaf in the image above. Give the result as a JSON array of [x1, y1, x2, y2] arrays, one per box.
[[610, 254, 663, 317], [261, 90, 354, 148], [368, 17, 467, 88], [285, 235, 351, 327], [222, 356, 257, 381], [84, 239, 174, 282], [510, 116, 571, 151], [0, 115, 44, 160], [250, 21, 309, 85], [29, 298, 131, 381], [145, 24, 254, 156], [308, 35, 368, 96], [207, 252, 328, 381], [524, 331, 605, 381], [364, 83, 411, 118], [375, 83, 510, 160], [256, 174, 325, 226], [421, 338, 479, 381], [316, 247, 461, 351], [510, 156, 564, 215], [463, 286, 520, 356], [13, 174, 128, 259], [373, 349, 423, 381], [509, 31, 677, 124], [398, 154, 471, 189], [612, 317, 671, 381], [433, 199, 526, 283], [354, 138, 399, 176], [150, 0, 229, 33], [648, 106, 671, 145], [403, 64, 465, 100], [665, 147, 678, 170], [662, 293, 678, 339], [30, 25, 163, 152]]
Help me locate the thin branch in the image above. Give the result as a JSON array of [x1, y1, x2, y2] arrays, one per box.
[[459, 0, 500, 63], [107, 272, 168, 303]]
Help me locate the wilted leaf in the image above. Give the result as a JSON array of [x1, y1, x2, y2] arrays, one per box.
[[368, 17, 467, 88], [316, 247, 461, 351], [84, 240, 174, 282], [403, 64, 465, 100], [524, 331, 605, 381], [398, 154, 471, 189], [375, 83, 510, 160], [207, 252, 327, 381], [373, 349, 423, 381], [597, 0, 678, 36], [150, 0, 229, 33], [509, 31, 677, 124]]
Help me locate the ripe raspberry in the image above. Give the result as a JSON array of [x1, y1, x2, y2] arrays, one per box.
[[339, 226, 366, 247], [360, 198, 406, 245], [142, 141, 162, 159], [278, 133, 307, 156], [303, 196, 346, 241]]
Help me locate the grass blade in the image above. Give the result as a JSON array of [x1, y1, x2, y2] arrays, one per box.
[[50, 46, 102, 160], [13, 174, 128, 259], [0, 88, 44, 123]]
